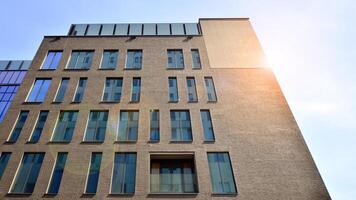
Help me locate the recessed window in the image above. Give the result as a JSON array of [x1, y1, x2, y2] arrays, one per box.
[[84, 111, 108, 142], [102, 78, 122, 102], [8, 111, 29, 143], [10, 153, 45, 194], [67, 51, 94, 70], [125, 50, 142, 69], [200, 110, 215, 141], [168, 77, 178, 102], [0, 152, 11, 180], [51, 111, 78, 142], [42, 51, 62, 70], [170, 110, 192, 142], [117, 111, 139, 142], [150, 110, 160, 141], [131, 77, 141, 102], [54, 78, 69, 103], [204, 77, 217, 102], [167, 49, 184, 69], [26, 78, 51, 102], [85, 152, 102, 194], [207, 153, 237, 194], [186, 77, 198, 102], [73, 78, 87, 103], [191, 49, 201, 69], [150, 154, 198, 193], [0, 85, 20, 122], [47, 152, 68, 194], [111, 153, 137, 194], [29, 111, 49, 143], [101, 50, 118, 69]]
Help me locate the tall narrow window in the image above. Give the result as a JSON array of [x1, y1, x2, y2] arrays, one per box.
[[207, 153, 237, 194], [54, 78, 69, 102], [150, 110, 160, 141], [111, 153, 137, 194], [168, 77, 178, 102], [101, 50, 118, 69], [67, 51, 94, 69], [118, 111, 139, 141], [125, 50, 142, 69], [42, 51, 62, 70], [85, 152, 102, 194], [73, 78, 87, 102], [204, 77, 217, 102], [167, 49, 184, 69], [0, 152, 11, 180], [8, 111, 29, 143], [47, 152, 68, 194], [186, 77, 198, 102], [102, 78, 122, 102], [29, 111, 49, 143], [200, 110, 215, 141], [131, 78, 141, 102], [170, 110, 192, 141], [84, 111, 108, 142], [52, 111, 78, 142], [191, 49, 201, 69], [26, 78, 51, 102], [10, 153, 45, 194]]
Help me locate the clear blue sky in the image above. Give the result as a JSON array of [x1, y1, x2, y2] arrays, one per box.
[[1, 0, 355, 199]]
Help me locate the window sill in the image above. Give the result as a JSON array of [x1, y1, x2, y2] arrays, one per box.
[[123, 68, 142, 70], [203, 140, 215, 144], [43, 193, 58, 196], [114, 140, 137, 144], [63, 68, 90, 71], [148, 140, 160, 143], [211, 192, 238, 197], [108, 193, 134, 197], [26, 141, 39, 144], [168, 100, 179, 103], [207, 100, 217, 103], [71, 101, 82, 104], [148, 193, 198, 197], [51, 101, 62, 104], [81, 141, 104, 144], [22, 102, 42, 104], [4, 141, 16, 144], [166, 67, 185, 70], [6, 193, 32, 197], [187, 100, 198, 103], [48, 141, 71, 144], [38, 69, 56, 71], [170, 140, 193, 144], [100, 101, 120, 104], [192, 67, 202, 70], [98, 68, 116, 70], [129, 101, 140, 104]]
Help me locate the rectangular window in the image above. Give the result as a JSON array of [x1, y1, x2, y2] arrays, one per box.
[[117, 111, 139, 141], [207, 153, 237, 194], [191, 49, 201, 69], [102, 78, 122, 102], [73, 78, 87, 102], [29, 111, 49, 143], [67, 51, 94, 69], [26, 78, 51, 102], [101, 50, 118, 69], [168, 77, 178, 102], [0, 152, 11, 180], [0, 85, 19, 122], [204, 77, 217, 102], [54, 78, 69, 102], [85, 152, 102, 194], [47, 152, 68, 194], [186, 77, 198, 102], [8, 111, 29, 143], [150, 155, 198, 193], [111, 153, 137, 194], [10, 153, 45, 194], [84, 111, 108, 142], [167, 49, 184, 69], [125, 50, 142, 69], [150, 110, 160, 141], [170, 110, 192, 141], [52, 111, 78, 142], [131, 77, 141, 102], [42, 51, 62, 70], [200, 110, 215, 141]]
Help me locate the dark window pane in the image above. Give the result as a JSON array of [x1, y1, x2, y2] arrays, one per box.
[[84, 111, 108, 142], [186, 78, 198, 102], [101, 50, 118, 69], [168, 77, 178, 102], [42, 51, 62, 70], [8, 111, 29, 143], [111, 153, 137, 194], [200, 110, 215, 141], [118, 111, 139, 141], [191, 49, 201, 69], [47, 153, 68, 194], [85, 153, 102, 193], [0, 152, 11, 180], [29, 111, 49, 143], [102, 78, 122, 102], [73, 78, 87, 102], [131, 78, 141, 102], [167, 50, 184, 69], [67, 51, 93, 69], [54, 78, 69, 102], [150, 110, 160, 141], [126, 50, 142, 69], [170, 110, 192, 141], [52, 111, 78, 142], [27, 79, 51, 102], [204, 77, 217, 102]]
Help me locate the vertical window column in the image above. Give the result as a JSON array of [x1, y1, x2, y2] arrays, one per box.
[[191, 49, 201, 69], [47, 152, 68, 194], [54, 78, 69, 102], [29, 111, 49, 143], [149, 110, 160, 141], [73, 78, 87, 103], [111, 153, 137, 194], [186, 77, 198, 102], [8, 111, 29, 143], [168, 77, 178, 102], [204, 77, 217, 102], [131, 77, 141, 102], [85, 152, 102, 194], [0, 152, 11, 180], [200, 110, 215, 141]]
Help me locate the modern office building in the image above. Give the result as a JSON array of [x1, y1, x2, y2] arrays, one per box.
[[0, 18, 330, 199]]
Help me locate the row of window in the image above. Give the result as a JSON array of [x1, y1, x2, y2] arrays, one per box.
[[0, 152, 237, 195], [26, 76, 217, 103], [41, 49, 201, 70], [8, 109, 215, 143]]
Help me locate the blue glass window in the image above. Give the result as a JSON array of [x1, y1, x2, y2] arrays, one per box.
[[29, 111, 49, 143], [117, 111, 139, 141], [200, 110, 215, 141], [42, 51, 62, 70], [125, 50, 142, 69], [186, 77, 198, 102], [170, 110, 192, 141], [191, 49, 201, 69], [10, 153, 45, 194], [85, 152, 102, 194], [131, 78, 141, 102], [52, 111, 78, 142], [67, 51, 94, 69], [168, 77, 178, 102], [47, 152, 68, 194], [111, 153, 137, 194], [0, 85, 19, 122], [26, 79, 51, 102], [0, 152, 11, 180], [207, 153, 237, 194], [150, 110, 159, 141], [102, 78, 122, 102], [204, 77, 217, 102], [167, 49, 184, 69], [101, 50, 118, 69], [84, 111, 108, 142], [54, 78, 69, 102], [8, 111, 29, 143], [73, 78, 87, 102]]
